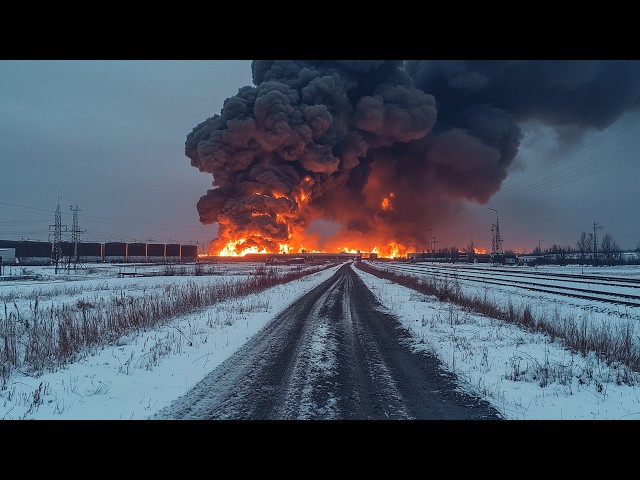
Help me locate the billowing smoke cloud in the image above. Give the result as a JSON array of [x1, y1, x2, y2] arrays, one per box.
[[186, 60, 640, 255]]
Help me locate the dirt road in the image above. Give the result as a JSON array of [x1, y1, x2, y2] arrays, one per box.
[[151, 263, 502, 420]]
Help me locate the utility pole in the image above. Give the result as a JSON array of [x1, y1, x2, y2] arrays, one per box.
[[70, 205, 86, 268], [432, 234, 438, 262], [490, 208, 503, 261], [593, 221, 603, 266], [49, 197, 67, 274], [428, 228, 436, 262]]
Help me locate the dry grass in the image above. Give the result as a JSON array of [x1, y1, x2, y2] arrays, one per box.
[[0, 263, 334, 389], [356, 261, 640, 379]]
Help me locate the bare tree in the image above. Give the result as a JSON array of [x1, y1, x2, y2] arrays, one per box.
[[550, 244, 569, 265], [465, 241, 475, 263], [577, 231, 593, 265], [600, 233, 621, 266]]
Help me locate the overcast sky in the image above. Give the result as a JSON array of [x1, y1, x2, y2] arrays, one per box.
[[440, 110, 640, 253], [0, 60, 253, 251], [1, 60, 639, 253]]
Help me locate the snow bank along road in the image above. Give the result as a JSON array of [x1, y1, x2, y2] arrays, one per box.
[[152, 263, 502, 420]]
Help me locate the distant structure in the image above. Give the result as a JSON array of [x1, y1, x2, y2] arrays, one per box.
[[490, 208, 503, 259], [70, 205, 86, 267], [593, 221, 603, 265], [429, 227, 437, 256], [49, 197, 67, 273]]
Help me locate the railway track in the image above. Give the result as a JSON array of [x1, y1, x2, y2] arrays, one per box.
[[373, 262, 640, 309]]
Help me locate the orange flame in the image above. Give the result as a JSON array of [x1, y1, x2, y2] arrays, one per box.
[[295, 176, 313, 205], [218, 239, 268, 256], [381, 192, 395, 211], [279, 243, 293, 254], [213, 237, 410, 259], [386, 241, 403, 258], [213, 184, 413, 258]]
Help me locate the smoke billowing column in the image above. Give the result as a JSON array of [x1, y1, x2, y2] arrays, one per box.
[[186, 60, 640, 255]]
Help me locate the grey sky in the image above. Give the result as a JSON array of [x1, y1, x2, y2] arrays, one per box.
[[1, 60, 639, 253], [436, 111, 640, 253], [0, 60, 252, 251]]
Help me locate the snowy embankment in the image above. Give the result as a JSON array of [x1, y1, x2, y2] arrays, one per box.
[[352, 265, 640, 420], [5, 260, 640, 420], [1, 263, 343, 420]]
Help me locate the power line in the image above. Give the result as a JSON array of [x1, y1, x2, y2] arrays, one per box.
[[499, 118, 639, 195], [0, 199, 209, 230], [497, 121, 640, 204]]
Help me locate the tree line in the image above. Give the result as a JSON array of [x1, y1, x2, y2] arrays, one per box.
[[418, 234, 640, 266], [530, 231, 639, 266]]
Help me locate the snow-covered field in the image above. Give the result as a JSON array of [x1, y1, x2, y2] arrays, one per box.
[[0, 262, 343, 420], [355, 262, 640, 419], [375, 262, 640, 345], [2, 261, 640, 420]]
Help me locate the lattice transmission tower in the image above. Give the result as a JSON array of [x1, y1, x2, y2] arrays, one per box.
[[593, 221, 603, 266], [70, 205, 86, 266], [490, 208, 503, 260], [49, 196, 67, 274]]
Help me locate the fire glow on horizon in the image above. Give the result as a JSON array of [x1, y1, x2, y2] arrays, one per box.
[[206, 184, 413, 257], [208, 240, 487, 258], [211, 240, 409, 258]]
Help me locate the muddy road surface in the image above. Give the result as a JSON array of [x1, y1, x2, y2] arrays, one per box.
[[151, 263, 502, 420]]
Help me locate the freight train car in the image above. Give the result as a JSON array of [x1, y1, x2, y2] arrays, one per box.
[[76, 242, 103, 263], [180, 244, 198, 262], [126, 243, 147, 263], [0, 248, 16, 265], [165, 243, 181, 263], [56, 241, 103, 263], [0, 241, 52, 265], [0, 240, 199, 265], [104, 242, 127, 262], [146, 243, 165, 263]]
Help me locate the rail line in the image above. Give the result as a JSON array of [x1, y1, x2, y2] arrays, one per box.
[[373, 262, 640, 309]]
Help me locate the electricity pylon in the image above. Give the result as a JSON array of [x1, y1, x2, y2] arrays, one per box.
[[490, 208, 503, 262], [49, 196, 67, 274], [70, 205, 86, 267], [593, 221, 603, 266]]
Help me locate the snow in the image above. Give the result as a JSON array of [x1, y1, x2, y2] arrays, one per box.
[[354, 262, 640, 419], [0, 262, 342, 420], [2, 261, 640, 420]]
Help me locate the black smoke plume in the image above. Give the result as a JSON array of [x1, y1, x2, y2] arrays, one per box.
[[185, 60, 640, 254]]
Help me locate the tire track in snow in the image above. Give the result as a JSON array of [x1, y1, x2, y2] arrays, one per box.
[[151, 263, 502, 420]]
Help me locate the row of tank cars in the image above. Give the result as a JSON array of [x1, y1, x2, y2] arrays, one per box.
[[0, 240, 198, 266]]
